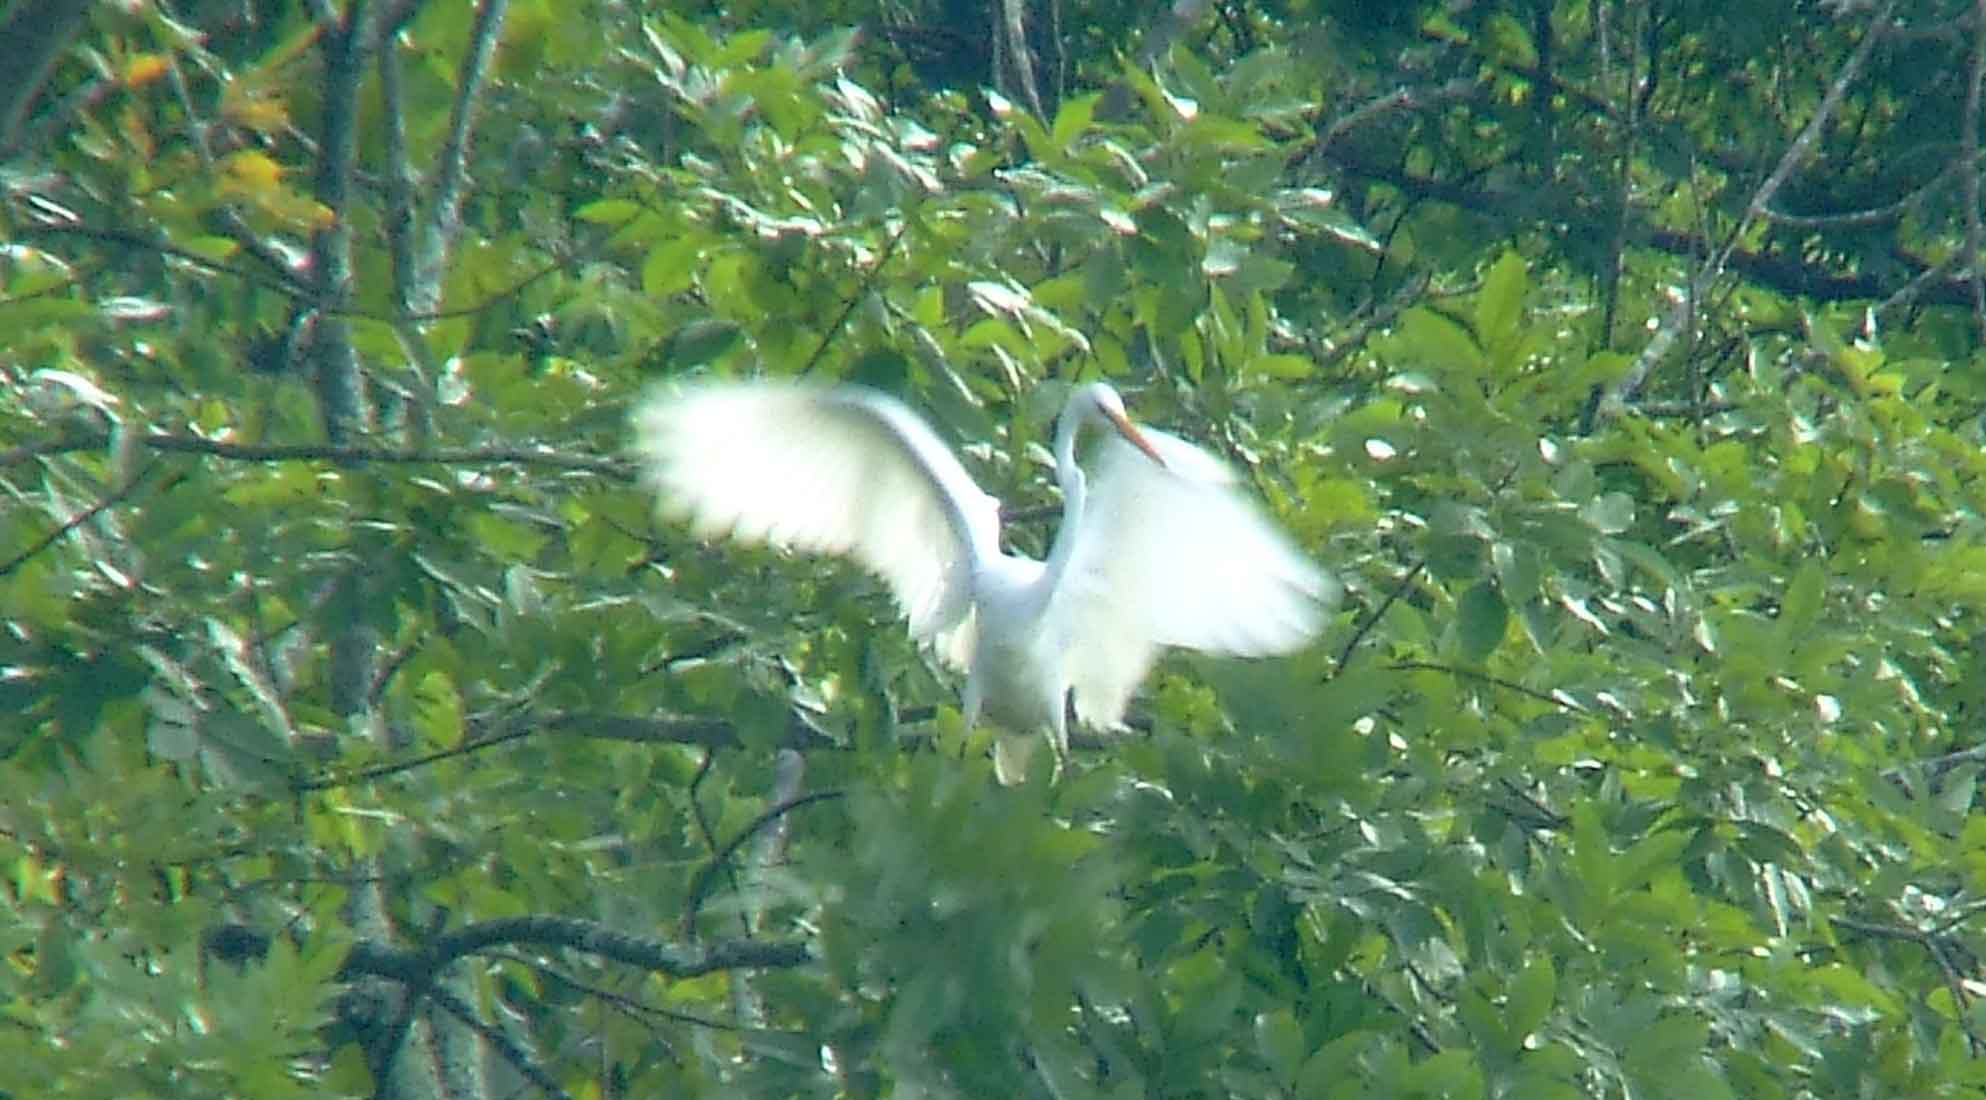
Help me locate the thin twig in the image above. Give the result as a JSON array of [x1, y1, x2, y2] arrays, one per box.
[[680, 790, 847, 938], [1761, 162, 1959, 228], [1309, 78, 1480, 161], [1388, 660, 1587, 712], [0, 431, 633, 476], [0, 462, 161, 579], [1333, 557, 1424, 673], [1496, 776, 1570, 829], [483, 948, 747, 1034], [1605, 4, 1897, 411], [798, 216, 914, 377], [425, 981, 570, 1100], [292, 727, 531, 792], [292, 709, 788, 792], [1833, 913, 1986, 1056]]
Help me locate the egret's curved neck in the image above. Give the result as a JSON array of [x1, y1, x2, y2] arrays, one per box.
[[1040, 400, 1088, 587]]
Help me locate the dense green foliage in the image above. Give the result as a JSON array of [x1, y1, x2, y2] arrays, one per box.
[[4, 1, 1986, 1097]]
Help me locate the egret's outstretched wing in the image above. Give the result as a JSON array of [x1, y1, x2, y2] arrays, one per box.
[[1053, 428, 1335, 728], [634, 383, 1002, 652]]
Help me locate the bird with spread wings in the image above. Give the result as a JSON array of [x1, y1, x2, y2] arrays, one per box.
[[635, 380, 1335, 780]]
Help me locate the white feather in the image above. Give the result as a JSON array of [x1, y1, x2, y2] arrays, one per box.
[[634, 382, 999, 655], [633, 380, 1334, 777], [1053, 428, 1338, 729]]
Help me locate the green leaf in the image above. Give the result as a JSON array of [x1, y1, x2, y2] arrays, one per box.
[[1582, 492, 1635, 535], [1049, 92, 1099, 147], [1455, 581, 1508, 661], [1397, 307, 1484, 373], [1476, 250, 1528, 362], [660, 318, 743, 370], [413, 669, 464, 748], [1404, 1048, 1486, 1098], [574, 197, 642, 224], [1254, 1008, 1305, 1081], [1249, 353, 1315, 380], [143, 685, 199, 761], [641, 236, 703, 298], [1779, 558, 1826, 639], [1935, 763, 1979, 819], [1508, 954, 1556, 1039]]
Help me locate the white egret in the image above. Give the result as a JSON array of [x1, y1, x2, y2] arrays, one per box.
[[634, 380, 1333, 778]]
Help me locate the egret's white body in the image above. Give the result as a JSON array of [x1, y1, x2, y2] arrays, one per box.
[[634, 380, 1333, 777]]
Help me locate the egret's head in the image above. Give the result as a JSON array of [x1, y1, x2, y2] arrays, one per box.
[[1080, 383, 1165, 468]]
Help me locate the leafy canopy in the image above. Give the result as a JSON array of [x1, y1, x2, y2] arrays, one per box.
[[2, 2, 1985, 1098]]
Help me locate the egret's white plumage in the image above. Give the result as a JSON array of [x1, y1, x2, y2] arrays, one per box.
[[634, 379, 1334, 778]]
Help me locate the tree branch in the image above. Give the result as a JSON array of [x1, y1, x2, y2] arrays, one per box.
[[1334, 557, 1423, 673], [307, 1, 378, 447], [681, 787, 845, 939], [0, 430, 634, 477], [1608, 2, 1897, 410], [1388, 660, 1588, 712], [1965, 0, 1986, 343], [0, 0, 89, 157], [293, 708, 835, 792], [0, 462, 161, 579], [344, 916, 813, 985], [424, 980, 570, 1100], [411, 0, 511, 314]]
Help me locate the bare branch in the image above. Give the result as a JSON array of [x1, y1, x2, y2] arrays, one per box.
[[0, 463, 162, 579], [994, 0, 1045, 118], [1333, 557, 1424, 673], [424, 981, 570, 1100], [733, 749, 807, 1026], [293, 708, 835, 793], [0, 430, 633, 477], [1966, 0, 1986, 343], [0, 0, 89, 157], [380, 33, 419, 315], [411, 0, 511, 314], [1387, 660, 1588, 712], [1605, 3, 1898, 410], [307, 6, 375, 443], [681, 788, 846, 940], [344, 916, 813, 984], [1761, 162, 1960, 228], [1308, 79, 1481, 162]]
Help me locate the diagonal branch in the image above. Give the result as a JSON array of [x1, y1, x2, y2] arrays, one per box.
[[410, 0, 512, 314], [0, 462, 162, 579], [1606, 3, 1898, 411], [424, 980, 570, 1100], [681, 787, 846, 939], [0, 0, 89, 157]]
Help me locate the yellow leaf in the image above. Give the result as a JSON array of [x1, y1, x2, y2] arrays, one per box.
[[217, 151, 333, 229], [222, 85, 291, 133], [124, 53, 171, 87], [222, 150, 285, 189], [14, 854, 65, 906]]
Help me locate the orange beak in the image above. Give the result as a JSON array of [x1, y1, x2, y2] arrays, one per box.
[[1101, 403, 1166, 469]]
